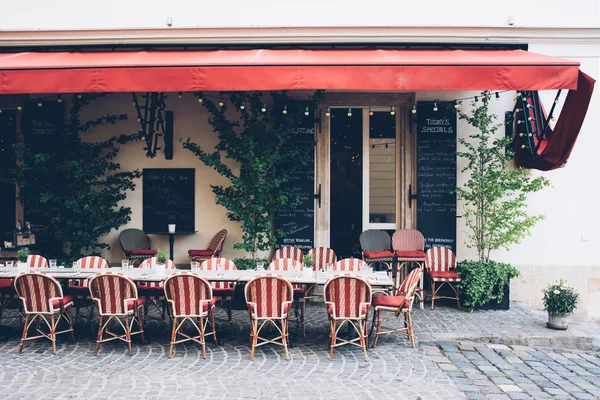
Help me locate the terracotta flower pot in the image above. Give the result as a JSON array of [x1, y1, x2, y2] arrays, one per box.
[[547, 312, 570, 330]]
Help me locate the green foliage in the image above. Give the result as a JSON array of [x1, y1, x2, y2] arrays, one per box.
[[16, 248, 29, 263], [3, 94, 140, 261], [457, 260, 520, 312], [156, 249, 167, 264], [542, 279, 579, 314], [456, 92, 550, 263], [182, 91, 320, 258], [303, 253, 314, 268], [233, 258, 269, 271]]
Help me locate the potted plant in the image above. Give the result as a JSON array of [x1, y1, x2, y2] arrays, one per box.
[[16, 248, 29, 272], [155, 249, 167, 275], [303, 253, 314, 276], [542, 279, 579, 330], [167, 215, 176, 233], [455, 92, 549, 311]]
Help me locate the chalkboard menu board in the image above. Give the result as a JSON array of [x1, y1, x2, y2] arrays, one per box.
[[416, 102, 457, 253], [23, 102, 64, 147], [275, 109, 315, 251], [143, 169, 195, 233]]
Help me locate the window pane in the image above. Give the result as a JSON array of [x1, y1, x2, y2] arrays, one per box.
[[369, 111, 396, 224]]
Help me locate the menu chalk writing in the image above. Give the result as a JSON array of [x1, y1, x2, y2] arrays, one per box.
[[416, 102, 457, 253], [143, 169, 195, 233]]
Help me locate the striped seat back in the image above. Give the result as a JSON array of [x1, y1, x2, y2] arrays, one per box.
[[207, 229, 227, 254], [70, 256, 109, 288], [245, 275, 293, 318], [89, 273, 137, 315], [392, 229, 425, 252], [333, 258, 369, 272], [324, 276, 372, 318], [273, 247, 303, 263], [268, 258, 303, 271], [425, 247, 457, 273], [139, 257, 176, 288], [27, 255, 48, 268], [14, 273, 63, 313], [306, 247, 337, 271], [199, 258, 237, 289], [164, 273, 213, 317], [397, 268, 423, 310]]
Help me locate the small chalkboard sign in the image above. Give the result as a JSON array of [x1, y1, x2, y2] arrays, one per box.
[[23, 102, 64, 147], [275, 106, 315, 251], [416, 101, 457, 253], [143, 168, 195, 233]]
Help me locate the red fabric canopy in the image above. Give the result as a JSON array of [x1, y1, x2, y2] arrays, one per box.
[[0, 49, 581, 94]]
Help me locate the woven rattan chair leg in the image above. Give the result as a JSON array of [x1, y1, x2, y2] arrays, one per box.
[[372, 311, 382, 348], [250, 319, 258, 361], [282, 319, 290, 361], [50, 313, 57, 355], [95, 315, 102, 356], [19, 314, 29, 353], [138, 308, 145, 344], [69, 308, 75, 342], [329, 319, 337, 361], [211, 310, 218, 346], [407, 311, 415, 348], [431, 281, 436, 309], [169, 316, 177, 358], [125, 315, 133, 356], [360, 320, 368, 360]]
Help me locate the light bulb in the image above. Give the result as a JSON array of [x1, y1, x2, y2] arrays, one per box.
[[347, 108, 352, 117], [261, 104, 267, 113], [240, 105, 245, 110], [198, 98, 203, 103], [454, 100, 460, 109], [551, 117, 556, 122], [177, 92, 182, 99], [304, 106, 309, 116], [325, 107, 331, 117], [282, 105, 287, 115], [390, 106, 395, 116], [77, 94, 82, 99], [57, 96, 63, 103], [411, 105, 417, 114], [132, 101, 137, 106], [17, 106, 22, 111], [218, 100, 224, 107], [433, 102, 438, 112], [521, 145, 526, 149], [37, 103, 42, 107], [369, 107, 373, 117]]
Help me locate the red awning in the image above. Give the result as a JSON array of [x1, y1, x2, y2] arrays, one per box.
[[0, 49, 581, 94]]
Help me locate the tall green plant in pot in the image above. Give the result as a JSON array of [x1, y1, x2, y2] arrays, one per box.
[[455, 92, 550, 311]]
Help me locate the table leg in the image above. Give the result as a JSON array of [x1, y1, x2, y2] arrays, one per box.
[[169, 234, 175, 261]]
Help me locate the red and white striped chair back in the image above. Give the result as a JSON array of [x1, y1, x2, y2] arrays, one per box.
[[306, 247, 337, 271], [199, 258, 237, 289], [324, 276, 372, 319], [397, 268, 423, 310], [268, 258, 303, 272], [425, 247, 457, 273], [27, 255, 48, 268], [392, 229, 425, 252], [89, 273, 138, 316], [333, 258, 369, 272], [138, 257, 176, 288], [70, 256, 110, 288], [164, 273, 213, 317], [245, 275, 293, 318], [273, 247, 303, 263], [14, 273, 63, 314]]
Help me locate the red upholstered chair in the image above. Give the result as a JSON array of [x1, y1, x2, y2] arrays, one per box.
[[268, 258, 310, 336], [371, 267, 423, 348], [119, 228, 157, 266], [324, 275, 372, 360], [164, 273, 218, 359], [137, 257, 176, 322], [14, 272, 75, 354], [332, 258, 370, 272], [425, 247, 461, 309], [273, 246, 304, 263], [88, 272, 145, 356], [199, 258, 237, 332], [188, 229, 227, 262], [306, 247, 337, 271], [392, 229, 426, 306], [245, 275, 294, 361], [359, 230, 395, 271], [69, 256, 110, 322]]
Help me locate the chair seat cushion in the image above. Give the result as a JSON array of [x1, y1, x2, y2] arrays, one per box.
[[51, 295, 74, 309], [126, 249, 157, 256], [429, 270, 461, 282], [188, 250, 214, 257], [363, 250, 395, 259], [372, 294, 410, 309], [327, 303, 370, 317], [0, 278, 13, 289], [293, 287, 306, 299], [247, 302, 290, 316], [395, 250, 426, 259], [212, 287, 235, 297], [125, 297, 147, 311], [201, 296, 218, 312]]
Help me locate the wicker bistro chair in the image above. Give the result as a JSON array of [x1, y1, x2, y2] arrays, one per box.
[[273, 246, 304, 263], [14, 272, 75, 354], [425, 247, 461, 309], [268, 258, 312, 336], [163, 273, 218, 359], [306, 247, 337, 271], [137, 257, 177, 322], [392, 229, 426, 305], [119, 228, 157, 266], [332, 258, 370, 272], [69, 256, 110, 322], [245, 274, 294, 361], [88, 272, 146, 356], [188, 229, 227, 262], [27, 255, 49, 268], [199, 258, 237, 332], [324, 275, 372, 360], [370, 267, 423, 348], [359, 230, 395, 272]]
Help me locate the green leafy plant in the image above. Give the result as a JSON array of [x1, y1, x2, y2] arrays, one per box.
[[3, 94, 140, 261], [303, 253, 314, 268], [16, 248, 29, 263], [182, 91, 320, 259], [456, 92, 550, 263], [233, 258, 269, 271], [457, 260, 520, 311], [542, 279, 579, 314], [156, 250, 167, 264]]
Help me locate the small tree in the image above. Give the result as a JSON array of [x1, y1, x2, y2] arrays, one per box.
[[182, 91, 318, 259], [5, 94, 140, 260], [456, 92, 550, 263]]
